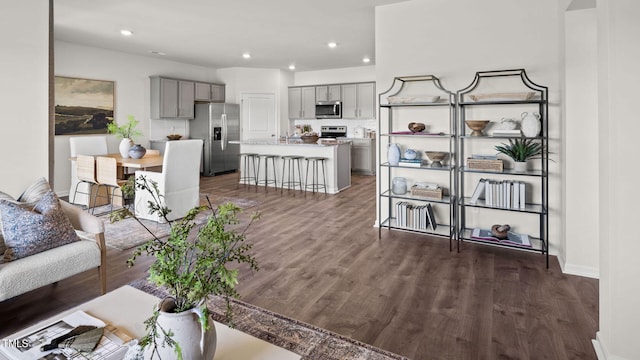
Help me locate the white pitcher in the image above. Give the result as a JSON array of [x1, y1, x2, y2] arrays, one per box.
[[521, 112, 541, 137]]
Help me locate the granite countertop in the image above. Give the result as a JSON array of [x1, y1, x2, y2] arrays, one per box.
[[231, 139, 349, 147]]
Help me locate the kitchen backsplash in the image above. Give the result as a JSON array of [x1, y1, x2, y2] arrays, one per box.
[[148, 118, 190, 140], [291, 119, 376, 138]]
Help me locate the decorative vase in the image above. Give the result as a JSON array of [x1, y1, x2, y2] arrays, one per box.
[[144, 298, 217, 360], [129, 144, 147, 159], [514, 161, 528, 172], [119, 138, 134, 158], [403, 148, 417, 160], [387, 143, 401, 166], [521, 112, 541, 137], [392, 177, 407, 195]]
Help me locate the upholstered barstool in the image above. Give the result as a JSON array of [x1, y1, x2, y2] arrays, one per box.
[[238, 153, 259, 188], [280, 155, 304, 194], [256, 154, 278, 192], [304, 157, 328, 194]]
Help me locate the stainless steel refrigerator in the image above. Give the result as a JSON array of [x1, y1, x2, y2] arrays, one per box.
[[190, 103, 240, 176]]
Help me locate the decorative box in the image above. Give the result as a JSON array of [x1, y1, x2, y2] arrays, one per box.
[[467, 158, 504, 172], [410, 185, 443, 200]]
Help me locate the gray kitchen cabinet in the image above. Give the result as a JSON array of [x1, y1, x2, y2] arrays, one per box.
[[195, 82, 225, 102], [288, 86, 316, 119], [351, 138, 376, 175], [316, 85, 341, 102], [342, 82, 375, 119], [150, 76, 195, 119]]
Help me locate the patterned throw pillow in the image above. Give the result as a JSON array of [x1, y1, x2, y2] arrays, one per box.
[[0, 190, 80, 262], [0, 178, 51, 254]]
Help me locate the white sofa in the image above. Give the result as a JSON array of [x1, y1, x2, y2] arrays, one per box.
[[0, 200, 106, 302]]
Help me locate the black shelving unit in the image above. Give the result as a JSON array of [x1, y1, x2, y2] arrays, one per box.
[[377, 75, 457, 250], [456, 69, 549, 267]]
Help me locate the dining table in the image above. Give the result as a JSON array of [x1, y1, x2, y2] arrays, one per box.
[[69, 153, 164, 207]]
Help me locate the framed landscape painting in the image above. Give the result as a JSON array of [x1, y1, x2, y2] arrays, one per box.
[[54, 76, 115, 135]]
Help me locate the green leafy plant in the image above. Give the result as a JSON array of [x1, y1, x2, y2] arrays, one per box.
[[107, 114, 142, 139], [494, 138, 543, 162], [114, 176, 260, 358]]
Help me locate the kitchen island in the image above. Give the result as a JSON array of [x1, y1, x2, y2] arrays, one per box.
[[232, 140, 351, 194]]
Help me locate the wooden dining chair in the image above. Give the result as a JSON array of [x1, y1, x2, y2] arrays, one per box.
[[71, 155, 99, 213], [96, 156, 128, 214]]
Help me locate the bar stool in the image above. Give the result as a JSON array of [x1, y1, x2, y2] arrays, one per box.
[[304, 157, 328, 194], [256, 154, 278, 192], [280, 155, 304, 194], [238, 153, 259, 188]]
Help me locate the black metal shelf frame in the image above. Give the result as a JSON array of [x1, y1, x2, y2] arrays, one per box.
[[456, 69, 549, 267], [378, 75, 457, 251]]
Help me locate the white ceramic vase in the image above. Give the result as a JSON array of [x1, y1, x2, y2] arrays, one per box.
[[119, 138, 134, 158], [521, 112, 541, 137], [144, 299, 217, 360], [388, 143, 401, 166]]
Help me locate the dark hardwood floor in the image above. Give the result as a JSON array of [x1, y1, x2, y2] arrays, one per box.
[[0, 173, 598, 360]]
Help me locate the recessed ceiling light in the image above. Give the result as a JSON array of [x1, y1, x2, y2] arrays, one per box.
[[120, 29, 133, 36], [362, 57, 371, 63], [327, 42, 337, 48], [150, 50, 166, 56], [289, 64, 296, 70], [242, 53, 251, 59]]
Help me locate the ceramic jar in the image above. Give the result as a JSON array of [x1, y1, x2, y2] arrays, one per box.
[[404, 148, 417, 160], [392, 177, 407, 195], [128, 144, 147, 159], [387, 143, 401, 166], [521, 112, 541, 137]]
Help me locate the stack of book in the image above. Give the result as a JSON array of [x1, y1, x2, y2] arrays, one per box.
[[468, 178, 526, 209], [395, 201, 437, 231], [397, 158, 424, 167], [470, 228, 532, 248], [492, 129, 522, 136]]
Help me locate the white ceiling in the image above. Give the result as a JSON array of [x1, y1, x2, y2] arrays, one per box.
[[54, 0, 406, 72]]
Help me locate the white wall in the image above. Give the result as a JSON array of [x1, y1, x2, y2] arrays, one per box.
[[376, 0, 564, 256], [593, 1, 640, 358], [294, 66, 376, 86], [563, 8, 599, 278], [0, 2, 49, 196], [54, 41, 219, 196], [217, 67, 289, 137]]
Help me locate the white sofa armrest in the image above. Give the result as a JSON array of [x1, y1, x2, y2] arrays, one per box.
[[60, 199, 104, 234]]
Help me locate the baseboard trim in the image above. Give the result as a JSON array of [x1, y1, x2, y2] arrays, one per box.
[[593, 332, 606, 360], [558, 254, 600, 279]]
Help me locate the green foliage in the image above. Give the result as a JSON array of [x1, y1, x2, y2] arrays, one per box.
[[119, 175, 260, 357], [107, 114, 142, 139], [494, 137, 543, 162]]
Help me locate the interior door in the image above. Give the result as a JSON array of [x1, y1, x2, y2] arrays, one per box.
[[241, 93, 276, 140]]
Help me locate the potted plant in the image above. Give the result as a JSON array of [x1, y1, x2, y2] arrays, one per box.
[[494, 137, 543, 172], [107, 115, 143, 158], [116, 176, 260, 359]]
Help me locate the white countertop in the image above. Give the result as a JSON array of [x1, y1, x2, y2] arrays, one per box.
[[230, 139, 349, 146]]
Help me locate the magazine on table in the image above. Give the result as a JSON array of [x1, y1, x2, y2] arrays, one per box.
[[471, 228, 532, 248], [0, 311, 132, 360]]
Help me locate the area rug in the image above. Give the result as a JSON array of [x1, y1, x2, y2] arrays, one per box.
[[130, 278, 408, 360], [97, 195, 260, 250]]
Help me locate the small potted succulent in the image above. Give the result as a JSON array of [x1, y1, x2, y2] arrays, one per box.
[[107, 115, 143, 158], [494, 137, 543, 172]]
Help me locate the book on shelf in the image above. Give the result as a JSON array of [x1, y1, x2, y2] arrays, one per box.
[[395, 201, 437, 231], [397, 158, 424, 167], [0, 310, 133, 360], [468, 178, 487, 204], [480, 179, 526, 210], [426, 203, 437, 231], [492, 129, 522, 136], [471, 228, 532, 247]]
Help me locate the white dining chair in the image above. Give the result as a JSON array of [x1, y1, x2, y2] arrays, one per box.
[[134, 139, 203, 222], [69, 136, 108, 206]]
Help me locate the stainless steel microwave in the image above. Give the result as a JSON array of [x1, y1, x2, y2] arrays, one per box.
[[315, 101, 342, 119]]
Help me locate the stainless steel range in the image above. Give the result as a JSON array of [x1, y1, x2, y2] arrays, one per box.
[[320, 126, 347, 139]]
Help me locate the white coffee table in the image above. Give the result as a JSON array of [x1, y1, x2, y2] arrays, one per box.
[[0, 286, 300, 360]]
